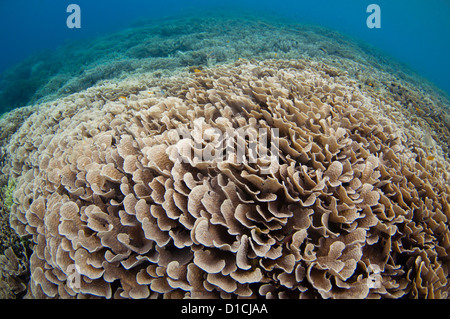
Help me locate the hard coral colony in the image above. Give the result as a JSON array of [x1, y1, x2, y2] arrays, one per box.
[[1, 59, 449, 299]]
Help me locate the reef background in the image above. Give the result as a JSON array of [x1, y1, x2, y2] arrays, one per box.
[[0, 5, 449, 299], [1, 0, 449, 99]]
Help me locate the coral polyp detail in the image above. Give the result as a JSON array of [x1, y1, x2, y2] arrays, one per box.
[[4, 59, 450, 299]]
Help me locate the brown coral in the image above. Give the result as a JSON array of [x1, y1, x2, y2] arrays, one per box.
[[3, 59, 450, 298], [0, 247, 28, 298]]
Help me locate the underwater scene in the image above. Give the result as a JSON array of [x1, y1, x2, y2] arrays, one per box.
[[0, 0, 449, 300]]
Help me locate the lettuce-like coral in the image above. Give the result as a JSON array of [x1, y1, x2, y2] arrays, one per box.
[[3, 59, 449, 299], [0, 247, 28, 298], [0, 176, 29, 299]]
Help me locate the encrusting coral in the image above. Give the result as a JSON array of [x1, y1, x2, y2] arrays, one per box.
[[3, 59, 450, 298]]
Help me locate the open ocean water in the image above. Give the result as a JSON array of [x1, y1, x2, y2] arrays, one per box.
[[0, 0, 449, 301]]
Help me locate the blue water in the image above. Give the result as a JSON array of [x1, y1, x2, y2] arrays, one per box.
[[0, 0, 449, 95]]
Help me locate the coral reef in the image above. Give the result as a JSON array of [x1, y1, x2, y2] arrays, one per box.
[[0, 106, 36, 149], [0, 178, 30, 299], [3, 59, 449, 299], [0, 247, 28, 298], [2, 11, 448, 120], [1, 177, 21, 256]]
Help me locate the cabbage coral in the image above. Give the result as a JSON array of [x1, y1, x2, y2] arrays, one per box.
[[4, 59, 450, 298]]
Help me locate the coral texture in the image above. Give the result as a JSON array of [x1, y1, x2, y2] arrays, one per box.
[[5, 59, 450, 298], [0, 247, 28, 298]]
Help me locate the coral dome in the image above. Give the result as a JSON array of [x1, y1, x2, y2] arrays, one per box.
[[3, 59, 449, 298]]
